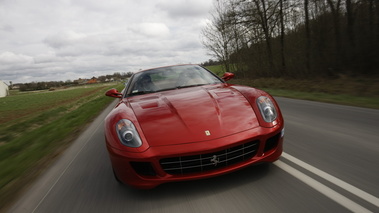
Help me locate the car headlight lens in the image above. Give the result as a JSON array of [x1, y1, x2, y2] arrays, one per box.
[[116, 119, 142, 147], [257, 96, 277, 123]]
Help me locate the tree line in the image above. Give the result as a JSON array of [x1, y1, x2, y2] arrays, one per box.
[[16, 72, 133, 91], [202, 0, 379, 79]]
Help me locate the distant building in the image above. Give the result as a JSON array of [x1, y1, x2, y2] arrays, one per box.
[[87, 77, 97, 84], [0, 80, 9, 98]]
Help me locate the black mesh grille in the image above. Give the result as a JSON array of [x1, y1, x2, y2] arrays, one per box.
[[264, 132, 280, 153], [160, 141, 259, 175], [130, 162, 156, 176]]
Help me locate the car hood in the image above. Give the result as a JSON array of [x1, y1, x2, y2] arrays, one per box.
[[128, 85, 259, 147]]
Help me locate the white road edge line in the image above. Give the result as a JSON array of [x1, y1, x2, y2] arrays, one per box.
[[31, 121, 103, 213], [274, 160, 372, 213], [282, 152, 379, 208]]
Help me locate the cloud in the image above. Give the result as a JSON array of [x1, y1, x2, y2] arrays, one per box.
[[33, 52, 69, 64], [0, 52, 35, 75], [44, 31, 87, 49], [157, 0, 212, 18], [0, 24, 14, 32], [0, 52, 33, 65], [0, 0, 214, 83], [128, 23, 170, 38]]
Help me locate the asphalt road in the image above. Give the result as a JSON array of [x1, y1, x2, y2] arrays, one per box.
[[8, 97, 379, 213]]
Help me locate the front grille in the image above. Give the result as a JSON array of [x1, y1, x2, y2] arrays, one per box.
[[160, 141, 259, 175]]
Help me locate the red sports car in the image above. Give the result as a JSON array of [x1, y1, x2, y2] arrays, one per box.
[[104, 64, 284, 189]]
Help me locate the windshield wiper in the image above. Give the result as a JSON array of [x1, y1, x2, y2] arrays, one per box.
[[176, 83, 209, 89], [129, 90, 155, 96], [154, 84, 209, 93], [155, 88, 176, 92]]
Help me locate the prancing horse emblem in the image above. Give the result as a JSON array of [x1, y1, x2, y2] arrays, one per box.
[[210, 155, 220, 166]]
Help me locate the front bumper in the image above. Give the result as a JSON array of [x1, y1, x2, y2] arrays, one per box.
[[106, 125, 284, 189]]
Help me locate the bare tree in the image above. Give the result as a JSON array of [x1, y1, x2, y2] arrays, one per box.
[[326, 0, 342, 70], [202, 0, 378, 78], [304, 0, 311, 73], [279, 0, 286, 76], [345, 0, 356, 47], [201, 0, 234, 72], [252, 0, 280, 75]]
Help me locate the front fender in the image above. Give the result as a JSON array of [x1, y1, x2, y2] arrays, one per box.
[[104, 100, 150, 153], [231, 85, 284, 128]]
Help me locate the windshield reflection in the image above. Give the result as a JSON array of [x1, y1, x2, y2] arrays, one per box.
[[127, 65, 222, 96]]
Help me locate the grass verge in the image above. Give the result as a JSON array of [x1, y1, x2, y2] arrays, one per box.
[[228, 78, 379, 109], [0, 83, 124, 212]]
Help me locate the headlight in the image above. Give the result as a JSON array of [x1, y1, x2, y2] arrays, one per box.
[[116, 119, 142, 147], [257, 96, 277, 123]]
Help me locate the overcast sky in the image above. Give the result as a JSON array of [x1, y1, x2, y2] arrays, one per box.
[[0, 0, 214, 83]]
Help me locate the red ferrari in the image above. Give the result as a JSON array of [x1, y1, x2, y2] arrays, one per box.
[[104, 64, 284, 189]]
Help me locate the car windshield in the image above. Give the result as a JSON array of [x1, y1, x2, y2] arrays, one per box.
[[126, 65, 222, 96]]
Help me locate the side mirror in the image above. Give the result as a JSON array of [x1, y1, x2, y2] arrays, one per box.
[[222, 72, 235, 81], [105, 88, 123, 98]]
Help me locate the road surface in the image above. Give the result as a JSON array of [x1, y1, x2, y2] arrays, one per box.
[[8, 97, 379, 213]]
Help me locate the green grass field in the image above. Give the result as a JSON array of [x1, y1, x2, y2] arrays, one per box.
[[0, 83, 124, 212]]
